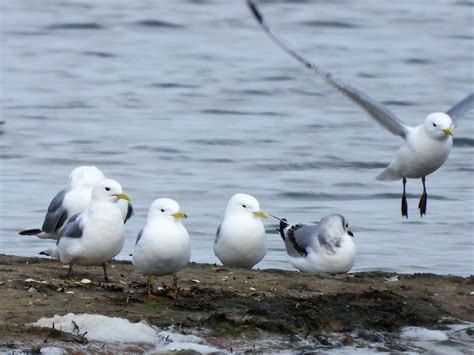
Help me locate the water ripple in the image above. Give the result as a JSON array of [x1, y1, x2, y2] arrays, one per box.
[[134, 20, 185, 29], [300, 20, 358, 29], [278, 191, 451, 201], [454, 137, 474, 147], [46, 23, 104, 30], [256, 160, 387, 171]]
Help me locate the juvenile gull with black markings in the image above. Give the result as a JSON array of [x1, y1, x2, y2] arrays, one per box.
[[40, 179, 131, 281], [277, 214, 356, 273]]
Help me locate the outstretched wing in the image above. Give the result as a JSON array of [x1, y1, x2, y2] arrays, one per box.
[[247, 0, 410, 139], [446, 93, 474, 124], [41, 188, 69, 234]]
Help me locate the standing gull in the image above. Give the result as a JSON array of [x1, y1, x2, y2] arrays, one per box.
[[19, 166, 134, 239], [40, 179, 131, 281], [247, 0, 474, 217], [132, 198, 190, 298], [19, 166, 106, 239], [214, 193, 268, 269], [276, 214, 356, 273]]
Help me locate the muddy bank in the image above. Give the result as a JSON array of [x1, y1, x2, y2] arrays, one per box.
[[0, 254, 472, 351]]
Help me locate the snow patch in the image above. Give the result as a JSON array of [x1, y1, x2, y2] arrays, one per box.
[[33, 313, 159, 343], [400, 326, 449, 341], [32, 313, 222, 353]]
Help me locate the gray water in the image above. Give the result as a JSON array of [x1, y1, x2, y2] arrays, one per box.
[[1, 0, 473, 276]]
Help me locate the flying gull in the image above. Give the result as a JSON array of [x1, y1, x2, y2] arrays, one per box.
[[247, 0, 474, 217]]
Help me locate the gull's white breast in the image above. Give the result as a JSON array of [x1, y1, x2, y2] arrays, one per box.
[[58, 206, 125, 266], [289, 234, 356, 273], [214, 214, 266, 268], [133, 220, 191, 276]]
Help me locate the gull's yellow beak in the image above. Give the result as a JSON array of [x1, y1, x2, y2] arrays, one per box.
[[253, 210, 268, 218], [172, 211, 187, 219], [114, 193, 131, 202], [443, 127, 453, 136]]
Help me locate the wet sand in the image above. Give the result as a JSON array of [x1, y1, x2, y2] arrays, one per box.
[[0, 254, 472, 352]]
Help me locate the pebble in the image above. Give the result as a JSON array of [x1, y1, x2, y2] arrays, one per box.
[[27, 287, 38, 293], [80, 279, 92, 284], [191, 279, 200, 284]]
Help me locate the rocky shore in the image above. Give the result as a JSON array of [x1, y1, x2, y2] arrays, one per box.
[[0, 254, 472, 352]]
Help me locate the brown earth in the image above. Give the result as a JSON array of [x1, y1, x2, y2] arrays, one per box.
[[0, 254, 472, 352]]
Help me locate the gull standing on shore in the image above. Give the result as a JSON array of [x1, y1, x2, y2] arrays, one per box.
[[132, 198, 191, 298], [40, 179, 131, 281], [247, 0, 474, 218], [276, 214, 356, 273], [19, 166, 134, 239], [214, 193, 268, 269]]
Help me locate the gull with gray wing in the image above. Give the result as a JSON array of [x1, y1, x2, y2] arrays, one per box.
[[132, 198, 191, 298], [19, 166, 134, 240], [276, 214, 356, 273], [40, 179, 132, 281], [214, 193, 268, 269], [247, 0, 474, 218]]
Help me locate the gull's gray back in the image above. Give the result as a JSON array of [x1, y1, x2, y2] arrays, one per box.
[[41, 188, 69, 234], [56, 213, 83, 244], [284, 224, 317, 257]]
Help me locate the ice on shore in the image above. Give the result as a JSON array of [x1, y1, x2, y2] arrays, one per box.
[[32, 313, 221, 353]]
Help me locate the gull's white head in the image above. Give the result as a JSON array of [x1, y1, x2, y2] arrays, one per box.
[[225, 193, 268, 219], [319, 214, 354, 238], [91, 179, 131, 204], [424, 112, 454, 139], [69, 166, 106, 189], [148, 198, 187, 220]]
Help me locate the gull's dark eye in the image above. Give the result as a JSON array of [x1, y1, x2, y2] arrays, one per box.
[[105, 187, 110, 191], [242, 204, 247, 208], [345, 224, 349, 228], [160, 209, 165, 213], [433, 123, 437, 127]]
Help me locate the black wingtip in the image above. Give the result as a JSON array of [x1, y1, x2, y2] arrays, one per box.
[[38, 251, 47, 256], [247, 0, 263, 24], [19, 229, 42, 236]]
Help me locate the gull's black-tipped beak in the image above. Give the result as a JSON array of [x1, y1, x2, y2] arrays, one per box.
[[348, 230, 354, 237]]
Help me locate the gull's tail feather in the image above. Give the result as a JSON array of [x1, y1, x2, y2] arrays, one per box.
[[19, 228, 42, 236], [277, 218, 289, 241], [39, 248, 59, 258], [376, 167, 401, 181], [19, 229, 57, 240]]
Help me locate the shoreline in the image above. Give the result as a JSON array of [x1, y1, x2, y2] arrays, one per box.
[[1, 254, 472, 351]]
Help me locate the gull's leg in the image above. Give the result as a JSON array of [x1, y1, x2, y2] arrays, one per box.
[[67, 264, 73, 278], [147, 274, 153, 295], [401, 177, 408, 218], [418, 176, 428, 217], [102, 263, 109, 282], [168, 274, 179, 300]]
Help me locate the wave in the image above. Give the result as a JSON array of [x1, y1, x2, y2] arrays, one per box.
[[47, 23, 104, 30], [134, 20, 185, 29]]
